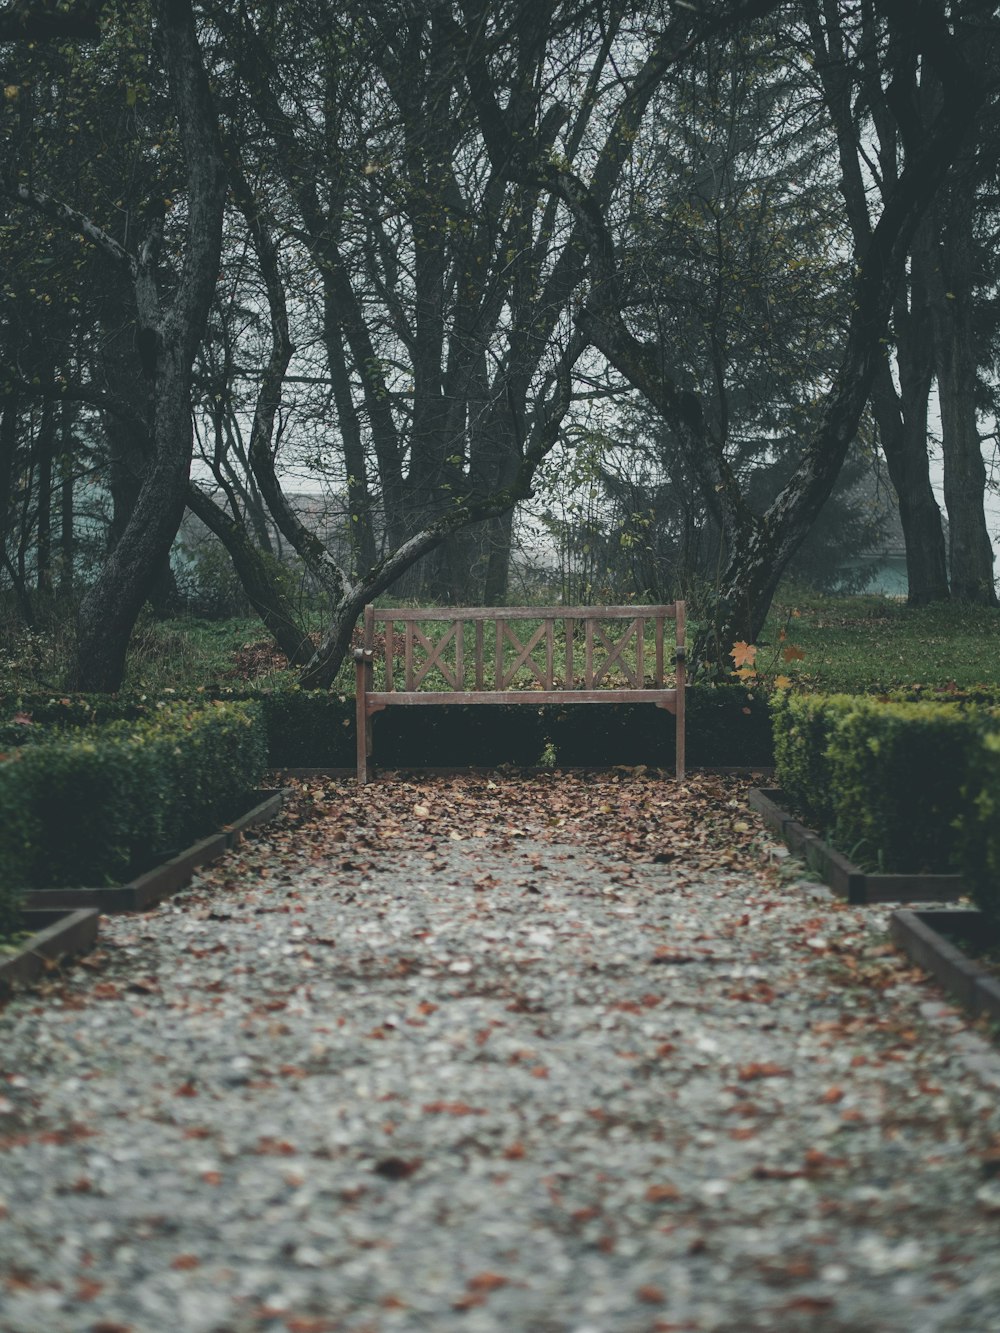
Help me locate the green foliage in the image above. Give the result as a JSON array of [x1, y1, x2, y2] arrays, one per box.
[[958, 730, 1000, 928], [772, 691, 996, 874], [764, 594, 1000, 693], [123, 617, 295, 693], [770, 693, 860, 829], [0, 761, 37, 936], [826, 700, 978, 872], [0, 700, 265, 893], [254, 689, 354, 767]]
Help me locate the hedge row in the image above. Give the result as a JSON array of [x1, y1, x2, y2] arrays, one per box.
[[771, 693, 1000, 920], [0, 701, 266, 932], [3, 683, 775, 770], [262, 684, 772, 769], [961, 733, 1000, 930]]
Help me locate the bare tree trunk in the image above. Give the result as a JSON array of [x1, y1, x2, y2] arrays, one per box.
[[806, 3, 950, 605], [869, 361, 950, 605], [35, 395, 54, 595], [868, 223, 950, 604], [928, 185, 997, 603], [59, 455, 73, 597], [69, 0, 226, 689], [0, 388, 20, 587]]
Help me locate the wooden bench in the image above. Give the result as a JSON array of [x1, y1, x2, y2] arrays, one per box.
[[353, 603, 686, 783]]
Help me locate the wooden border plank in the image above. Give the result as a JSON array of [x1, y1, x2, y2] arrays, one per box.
[[0, 909, 100, 992], [750, 789, 964, 905], [22, 791, 285, 914], [891, 909, 1000, 1024]]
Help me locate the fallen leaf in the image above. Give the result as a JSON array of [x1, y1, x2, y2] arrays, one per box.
[[422, 1101, 486, 1116], [636, 1284, 665, 1304], [645, 1183, 680, 1203], [738, 1062, 790, 1081]]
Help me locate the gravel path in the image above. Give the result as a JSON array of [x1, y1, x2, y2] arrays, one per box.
[[2, 775, 1000, 1333]]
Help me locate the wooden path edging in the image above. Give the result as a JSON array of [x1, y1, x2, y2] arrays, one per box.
[[0, 908, 99, 993], [749, 788, 964, 905], [891, 909, 1000, 1024], [22, 789, 286, 914]]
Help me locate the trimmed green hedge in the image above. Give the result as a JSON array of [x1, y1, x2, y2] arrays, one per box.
[[4, 682, 776, 772], [772, 691, 989, 874], [252, 682, 773, 770], [958, 728, 1000, 928], [0, 691, 151, 729], [0, 701, 265, 910], [770, 693, 859, 829], [825, 700, 978, 873], [251, 689, 354, 767]]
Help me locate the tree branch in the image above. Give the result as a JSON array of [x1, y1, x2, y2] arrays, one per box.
[[7, 185, 135, 274]]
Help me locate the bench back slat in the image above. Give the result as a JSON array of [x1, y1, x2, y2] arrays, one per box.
[[372, 604, 679, 622], [364, 605, 682, 694]]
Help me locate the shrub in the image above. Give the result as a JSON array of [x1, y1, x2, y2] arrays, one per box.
[[957, 727, 1000, 928], [0, 701, 266, 891], [825, 699, 979, 873], [0, 761, 38, 935], [252, 689, 355, 767], [770, 693, 860, 829], [0, 691, 153, 729]]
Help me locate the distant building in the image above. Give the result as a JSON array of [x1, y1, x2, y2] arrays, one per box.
[[835, 475, 908, 596]]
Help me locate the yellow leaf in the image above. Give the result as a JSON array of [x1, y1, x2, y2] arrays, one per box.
[[730, 641, 757, 669], [4, 85, 19, 101], [774, 675, 792, 689]]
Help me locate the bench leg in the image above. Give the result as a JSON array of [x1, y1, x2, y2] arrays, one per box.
[[356, 655, 372, 784]]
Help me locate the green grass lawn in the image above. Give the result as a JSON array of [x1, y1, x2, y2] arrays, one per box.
[[2, 591, 998, 696], [756, 592, 1000, 693]]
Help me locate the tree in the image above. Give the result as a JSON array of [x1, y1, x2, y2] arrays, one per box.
[[922, 16, 1000, 605], [806, 0, 997, 607], [4, 0, 227, 688], [549, 0, 989, 671], [189, 0, 809, 689]]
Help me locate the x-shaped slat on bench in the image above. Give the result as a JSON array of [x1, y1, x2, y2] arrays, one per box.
[[585, 617, 641, 687], [496, 620, 553, 689], [406, 621, 463, 690]]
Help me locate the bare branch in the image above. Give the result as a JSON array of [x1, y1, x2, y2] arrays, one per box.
[[8, 184, 135, 275]]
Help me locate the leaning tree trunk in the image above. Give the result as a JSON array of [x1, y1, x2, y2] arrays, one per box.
[[185, 482, 314, 665]]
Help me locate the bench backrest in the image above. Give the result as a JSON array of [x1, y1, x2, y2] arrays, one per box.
[[359, 603, 685, 694]]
